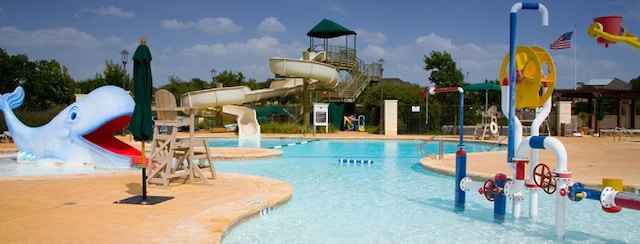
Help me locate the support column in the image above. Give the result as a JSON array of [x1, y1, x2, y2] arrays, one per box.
[[556, 101, 572, 136], [384, 100, 397, 136], [302, 51, 310, 134]]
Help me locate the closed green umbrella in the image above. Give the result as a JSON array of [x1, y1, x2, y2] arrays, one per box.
[[117, 38, 172, 205], [129, 38, 153, 143]]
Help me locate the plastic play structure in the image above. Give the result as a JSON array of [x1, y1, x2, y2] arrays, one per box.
[[588, 16, 640, 49], [0, 86, 140, 168], [181, 19, 382, 146], [342, 115, 366, 132], [426, 87, 466, 210], [181, 52, 339, 147], [447, 3, 640, 239]]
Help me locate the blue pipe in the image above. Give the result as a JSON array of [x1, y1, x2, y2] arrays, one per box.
[[507, 2, 547, 163], [569, 182, 601, 202], [494, 173, 508, 221], [455, 89, 466, 211], [454, 147, 467, 211], [508, 11, 518, 163]]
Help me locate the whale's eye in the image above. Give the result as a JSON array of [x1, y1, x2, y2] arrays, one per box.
[[68, 106, 79, 121]]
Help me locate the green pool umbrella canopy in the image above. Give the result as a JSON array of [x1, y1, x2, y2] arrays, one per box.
[[463, 83, 501, 110], [129, 38, 153, 142]]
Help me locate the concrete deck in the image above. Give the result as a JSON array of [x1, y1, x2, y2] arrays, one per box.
[[0, 132, 638, 243]]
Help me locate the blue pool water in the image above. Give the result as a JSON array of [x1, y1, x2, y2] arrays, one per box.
[[218, 139, 640, 243]]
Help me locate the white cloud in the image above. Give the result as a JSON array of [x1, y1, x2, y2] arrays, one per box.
[[161, 17, 242, 35], [80, 6, 134, 18], [415, 33, 457, 51], [160, 19, 188, 29], [354, 28, 387, 45], [0, 26, 99, 49], [103, 36, 121, 45], [181, 36, 282, 58], [258, 17, 286, 34]]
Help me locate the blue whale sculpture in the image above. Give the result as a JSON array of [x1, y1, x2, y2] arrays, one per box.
[[0, 85, 142, 168]]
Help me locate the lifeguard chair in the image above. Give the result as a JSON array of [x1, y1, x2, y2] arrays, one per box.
[[147, 89, 216, 188], [474, 106, 500, 140]]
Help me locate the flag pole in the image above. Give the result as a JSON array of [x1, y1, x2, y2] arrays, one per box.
[[574, 25, 577, 90]]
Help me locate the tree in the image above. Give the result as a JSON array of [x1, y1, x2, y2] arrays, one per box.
[[215, 70, 246, 87], [423, 50, 464, 88], [0, 49, 32, 94], [20, 59, 75, 110], [103, 60, 129, 90], [631, 75, 640, 92]]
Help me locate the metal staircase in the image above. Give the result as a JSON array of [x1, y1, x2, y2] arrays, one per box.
[[310, 45, 383, 103]]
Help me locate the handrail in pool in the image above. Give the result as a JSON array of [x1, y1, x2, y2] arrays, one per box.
[[417, 136, 443, 160]]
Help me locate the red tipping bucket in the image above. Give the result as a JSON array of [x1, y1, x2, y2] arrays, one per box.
[[594, 16, 622, 46]]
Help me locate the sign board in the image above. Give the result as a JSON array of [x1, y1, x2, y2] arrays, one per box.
[[313, 103, 329, 133], [411, 106, 420, 112]]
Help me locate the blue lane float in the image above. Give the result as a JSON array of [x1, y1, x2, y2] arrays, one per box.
[[338, 159, 374, 164], [268, 139, 320, 149]]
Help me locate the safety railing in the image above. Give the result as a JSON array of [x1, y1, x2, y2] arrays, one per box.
[[417, 136, 444, 160]]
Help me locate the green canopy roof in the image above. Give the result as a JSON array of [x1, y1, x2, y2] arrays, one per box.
[[463, 83, 500, 91], [307, 19, 356, 38]]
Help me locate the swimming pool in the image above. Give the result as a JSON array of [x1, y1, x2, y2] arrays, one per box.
[[218, 139, 640, 243]]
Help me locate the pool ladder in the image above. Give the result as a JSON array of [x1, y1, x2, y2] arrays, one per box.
[[417, 136, 443, 160]]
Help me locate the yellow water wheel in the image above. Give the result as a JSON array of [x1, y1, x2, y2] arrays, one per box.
[[499, 45, 556, 109]]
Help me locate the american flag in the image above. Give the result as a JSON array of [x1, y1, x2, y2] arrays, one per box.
[[550, 31, 573, 50]]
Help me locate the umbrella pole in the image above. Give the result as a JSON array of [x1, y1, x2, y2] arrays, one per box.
[[141, 142, 147, 200]]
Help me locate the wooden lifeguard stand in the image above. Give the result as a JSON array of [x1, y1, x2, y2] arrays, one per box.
[[474, 106, 500, 140], [146, 89, 216, 188]]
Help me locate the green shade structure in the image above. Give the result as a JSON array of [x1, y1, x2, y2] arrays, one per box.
[[306, 19, 356, 38], [463, 83, 500, 92], [117, 38, 173, 205], [464, 83, 501, 110]]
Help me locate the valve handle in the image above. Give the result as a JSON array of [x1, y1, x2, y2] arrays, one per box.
[[483, 179, 501, 201], [533, 163, 557, 194]]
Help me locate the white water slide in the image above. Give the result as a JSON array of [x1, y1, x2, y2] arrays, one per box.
[[180, 52, 339, 147]]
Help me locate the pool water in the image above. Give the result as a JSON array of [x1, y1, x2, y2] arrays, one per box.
[[218, 139, 640, 243]]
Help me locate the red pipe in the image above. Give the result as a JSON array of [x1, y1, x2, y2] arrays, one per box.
[[615, 193, 640, 211], [432, 87, 461, 93]]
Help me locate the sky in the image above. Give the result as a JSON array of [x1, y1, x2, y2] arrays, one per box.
[[0, 1, 639, 89]]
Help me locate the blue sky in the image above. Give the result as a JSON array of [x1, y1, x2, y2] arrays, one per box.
[[1, 1, 639, 89]]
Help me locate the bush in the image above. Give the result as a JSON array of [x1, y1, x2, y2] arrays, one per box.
[[0, 105, 66, 131], [260, 122, 301, 133]]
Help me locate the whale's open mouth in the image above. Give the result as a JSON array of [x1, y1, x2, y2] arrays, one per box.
[[82, 114, 142, 166]]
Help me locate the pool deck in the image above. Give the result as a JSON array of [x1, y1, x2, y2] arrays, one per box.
[[0, 131, 638, 243]]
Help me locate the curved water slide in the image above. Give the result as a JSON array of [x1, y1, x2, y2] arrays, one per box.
[[180, 51, 339, 146]]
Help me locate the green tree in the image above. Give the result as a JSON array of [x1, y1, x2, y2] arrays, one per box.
[[160, 75, 191, 99], [76, 74, 107, 94], [0, 49, 32, 94], [215, 70, 246, 87], [423, 50, 464, 88], [631, 75, 640, 92], [21, 59, 75, 110], [103, 60, 129, 90]]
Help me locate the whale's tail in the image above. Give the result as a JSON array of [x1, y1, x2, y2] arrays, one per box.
[[0, 86, 25, 112]]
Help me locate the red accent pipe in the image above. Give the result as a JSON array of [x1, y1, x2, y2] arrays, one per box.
[[513, 159, 528, 180], [615, 193, 640, 211], [556, 173, 572, 178], [433, 87, 460, 93], [516, 162, 525, 180]]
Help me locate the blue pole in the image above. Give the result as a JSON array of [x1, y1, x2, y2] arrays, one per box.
[[507, 2, 548, 163], [455, 90, 466, 211], [454, 146, 467, 211], [508, 12, 517, 163]]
